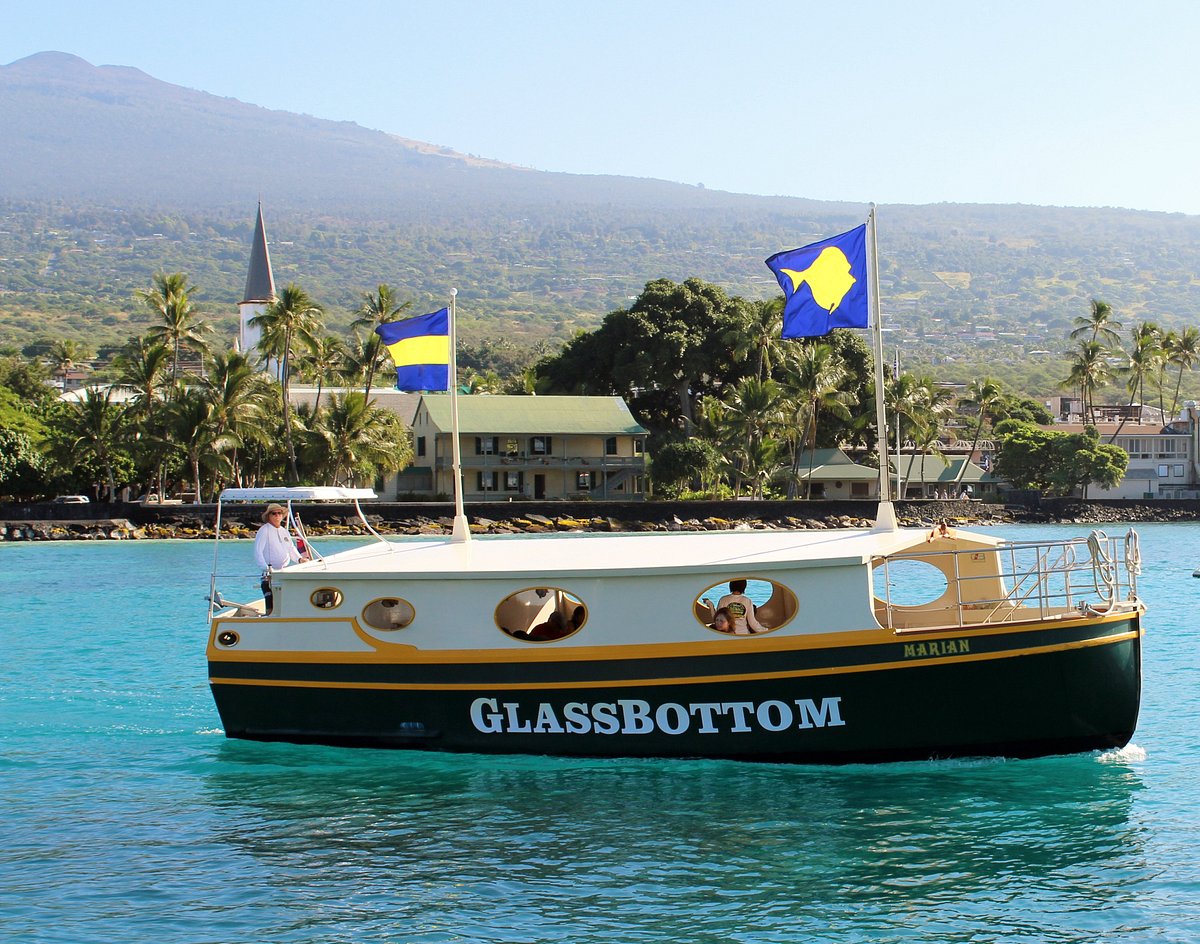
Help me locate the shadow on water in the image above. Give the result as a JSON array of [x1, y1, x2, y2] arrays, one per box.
[[199, 740, 1150, 943]]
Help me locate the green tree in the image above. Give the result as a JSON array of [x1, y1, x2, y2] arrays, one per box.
[[351, 284, 411, 400], [0, 427, 48, 499], [114, 335, 173, 494], [1062, 340, 1112, 424], [649, 437, 722, 497], [1069, 298, 1122, 348], [728, 298, 784, 381], [537, 278, 753, 435], [297, 333, 348, 415], [301, 392, 411, 486], [137, 272, 211, 383], [993, 420, 1127, 497], [1162, 326, 1200, 418], [778, 343, 853, 498], [251, 284, 325, 483], [47, 387, 131, 501], [955, 377, 1003, 484], [202, 350, 272, 487]]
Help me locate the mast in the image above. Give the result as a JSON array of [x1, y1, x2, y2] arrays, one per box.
[[448, 288, 470, 543], [868, 205, 897, 529]]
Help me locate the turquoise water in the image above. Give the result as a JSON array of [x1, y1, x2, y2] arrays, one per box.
[[1, 523, 1197, 943]]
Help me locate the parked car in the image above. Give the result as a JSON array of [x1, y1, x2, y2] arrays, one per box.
[[52, 495, 90, 504]]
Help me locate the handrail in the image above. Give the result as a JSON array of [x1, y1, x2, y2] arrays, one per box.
[[874, 530, 1141, 631]]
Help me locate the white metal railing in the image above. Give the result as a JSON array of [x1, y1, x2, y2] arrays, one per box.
[[873, 529, 1142, 630]]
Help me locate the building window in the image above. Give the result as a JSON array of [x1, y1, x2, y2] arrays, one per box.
[[851, 482, 869, 497], [505, 470, 523, 492], [605, 436, 618, 456], [1158, 464, 1169, 478], [576, 471, 593, 490], [530, 435, 552, 455], [416, 436, 426, 457], [505, 438, 520, 457], [478, 471, 497, 491], [1175, 464, 1185, 477], [633, 438, 645, 455], [476, 436, 498, 455]]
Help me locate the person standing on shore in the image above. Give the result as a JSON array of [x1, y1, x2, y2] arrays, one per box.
[[254, 503, 309, 613]]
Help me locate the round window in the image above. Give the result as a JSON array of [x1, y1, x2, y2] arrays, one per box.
[[361, 597, 416, 630], [693, 577, 796, 635], [873, 558, 949, 607], [310, 587, 344, 609], [495, 587, 586, 642]]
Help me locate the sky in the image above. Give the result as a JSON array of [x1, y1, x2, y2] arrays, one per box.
[[3, 0, 1199, 215]]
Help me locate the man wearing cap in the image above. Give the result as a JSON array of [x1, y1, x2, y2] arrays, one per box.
[[254, 503, 310, 614]]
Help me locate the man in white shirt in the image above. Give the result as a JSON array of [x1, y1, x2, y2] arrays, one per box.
[[254, 503, 309, 613]]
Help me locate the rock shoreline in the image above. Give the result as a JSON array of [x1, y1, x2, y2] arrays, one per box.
[[2, 497, 1190, 542]]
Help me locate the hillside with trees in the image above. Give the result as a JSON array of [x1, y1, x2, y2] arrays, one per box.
[[2, 50, 1200, 394]]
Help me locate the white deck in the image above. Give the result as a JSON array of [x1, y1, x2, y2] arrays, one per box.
[[294, 526, 951, 581]]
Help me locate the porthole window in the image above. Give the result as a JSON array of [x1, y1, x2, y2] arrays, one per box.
[[496, 587, 586, 642], [693, 577, 797, 635], [361, 597, 416, 630], [873, 558, 948, 607], [310, 587, 344, 609]]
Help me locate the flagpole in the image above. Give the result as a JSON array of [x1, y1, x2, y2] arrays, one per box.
[[448, 288, 471, 544], [868, 205, 897, 530], [894, 348, 902, 501]]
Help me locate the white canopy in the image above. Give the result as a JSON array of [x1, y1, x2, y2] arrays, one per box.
[[218, 487, 377, 503]]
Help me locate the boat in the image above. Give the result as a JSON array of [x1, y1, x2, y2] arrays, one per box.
[[206, 488, 1144, 764]]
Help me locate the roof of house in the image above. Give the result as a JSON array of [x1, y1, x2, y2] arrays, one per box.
[[793, 448, 880, 482], [892, 454, 994, 484], [289, 387, 421, 424], [418, 395, 648, 435]]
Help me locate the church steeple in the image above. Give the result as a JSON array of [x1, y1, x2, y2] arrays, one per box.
[[241, 201, 276, 304], [238, 202, 277, 358]]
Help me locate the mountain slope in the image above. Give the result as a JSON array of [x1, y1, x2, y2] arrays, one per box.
[[2, 51, 1200, 384]]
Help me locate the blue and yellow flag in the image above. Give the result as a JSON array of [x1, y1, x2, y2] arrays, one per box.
[[375, 308, 450, 391], [765, 224, 869, 338]]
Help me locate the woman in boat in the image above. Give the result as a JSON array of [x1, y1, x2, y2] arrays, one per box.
[[254, 503, 309, 613], [717, 580, 767, 635], [711, 607, 735, 634]]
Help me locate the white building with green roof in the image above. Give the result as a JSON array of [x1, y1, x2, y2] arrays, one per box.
[[395, 395, 649, 500]]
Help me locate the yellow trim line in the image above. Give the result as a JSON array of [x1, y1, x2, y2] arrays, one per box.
[[209, 629, 1141, 693]]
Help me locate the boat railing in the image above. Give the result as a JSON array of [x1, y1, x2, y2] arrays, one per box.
[[873, 529, 1141, 631]]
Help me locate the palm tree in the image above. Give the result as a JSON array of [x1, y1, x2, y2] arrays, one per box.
[[53, 387, 127, 501], [297, 333, 348, 415], [166, 387, 235, 501], [778, 343, 853, 499], [719, 376, 784, 497], [1163, 326, 1200, 418], [251, 283, 324, 483], [1069, 298, 1123, 348], [351, 283, 411, 400], [114, 335, 173, 496], [202, 350, 271, 487], [1110, 325, 1164, 442], [955, 377, 1003, 484], [728, 298, 784, 381], [1063, 340, 1112, 425], [137, 272, 211, 383], [302, 392, 411, 486], [46, 339, 91, 383]]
